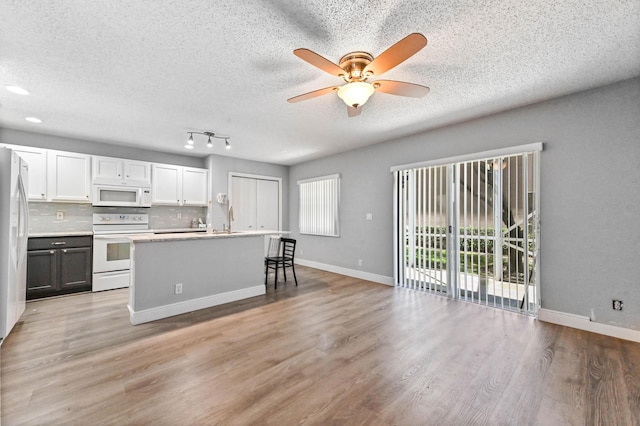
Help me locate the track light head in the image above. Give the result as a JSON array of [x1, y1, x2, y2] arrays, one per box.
[[184, 131, 233, 150]]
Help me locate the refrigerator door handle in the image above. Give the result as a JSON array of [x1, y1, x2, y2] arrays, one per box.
[[16, 171, 29, 265]]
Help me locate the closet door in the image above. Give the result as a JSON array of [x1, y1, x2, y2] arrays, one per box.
[[231, 177, 257, 230], [257, 179, 279, 231]]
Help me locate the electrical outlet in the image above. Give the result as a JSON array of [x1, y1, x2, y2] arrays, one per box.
[[612, 299, 623, 311], [358, 259, 363, 266], [56, 211, 64, 220], [175, 283, 183, 295]]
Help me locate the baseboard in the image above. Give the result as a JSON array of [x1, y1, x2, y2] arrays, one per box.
[[295, 258, 394, 286], [128, 285, 265, 325], [538, 308, 640, 343]]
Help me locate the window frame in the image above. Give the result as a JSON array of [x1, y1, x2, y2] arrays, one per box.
[[298, 174, 340, 237]]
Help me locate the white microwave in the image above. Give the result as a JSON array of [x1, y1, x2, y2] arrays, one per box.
[[92, 184, 152, 207]]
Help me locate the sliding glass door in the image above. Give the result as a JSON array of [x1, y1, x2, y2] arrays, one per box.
[[393, 148, 540, 315]]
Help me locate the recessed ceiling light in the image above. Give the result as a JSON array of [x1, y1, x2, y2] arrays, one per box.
[[25, 117, 42, 123], [5, 86, 30, 96]]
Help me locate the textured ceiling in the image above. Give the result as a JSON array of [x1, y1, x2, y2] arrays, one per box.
[[1, 0, 639, 165]]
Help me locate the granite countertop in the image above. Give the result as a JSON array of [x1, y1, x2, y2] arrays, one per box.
[[151, 227, 207, 234], [129, 230, 285, 243], [29, 230, 94, 238], [29, 229, 288, 240], [28, 228, 205, 238]]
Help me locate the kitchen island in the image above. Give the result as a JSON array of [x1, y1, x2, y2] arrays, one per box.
[[127, 231, 281, 325]]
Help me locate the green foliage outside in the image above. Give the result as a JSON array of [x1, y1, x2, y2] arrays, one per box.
[[406, 225, 535, 280], [410, 247, 494, 275], [413, 226, 495, 252]]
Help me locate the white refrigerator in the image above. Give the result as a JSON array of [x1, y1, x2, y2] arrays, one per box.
[[0, 147, 29, 343]]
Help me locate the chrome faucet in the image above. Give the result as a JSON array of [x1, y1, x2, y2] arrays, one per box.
[[227, 205, 234, 234]]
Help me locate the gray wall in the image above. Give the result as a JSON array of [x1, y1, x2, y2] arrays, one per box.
[[0, 128, 206, 168], [289, 77, 640, 331], [205, 154, 289, 231], [131, 236, 264, 312]]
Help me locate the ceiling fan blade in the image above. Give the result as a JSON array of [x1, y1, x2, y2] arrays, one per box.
[[293, 48, 345, 77], [363, 33, 427, 77], [287, 85, 340, 103], [347, 105, 362, 117], [373, 80, 430, 98]]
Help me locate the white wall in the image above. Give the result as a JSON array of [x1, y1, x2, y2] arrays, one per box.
[[289, 77, 640, 332]]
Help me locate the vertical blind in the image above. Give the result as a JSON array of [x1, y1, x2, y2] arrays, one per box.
[[392, 145, 541, 316], [298, 174, 340, 237]]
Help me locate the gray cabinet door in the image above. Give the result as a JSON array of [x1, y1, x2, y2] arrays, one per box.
[[26, 249, 58, 293], [60, 247, 92, 290]]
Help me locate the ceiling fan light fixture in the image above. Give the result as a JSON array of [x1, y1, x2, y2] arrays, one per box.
[[225, 138, 231, 150], [207, 136, 213, 148], [337, 82, 374, 108], [187, 133, 194, 145]]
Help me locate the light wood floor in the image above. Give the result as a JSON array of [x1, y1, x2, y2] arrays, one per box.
[[2, 266, 639, 425]]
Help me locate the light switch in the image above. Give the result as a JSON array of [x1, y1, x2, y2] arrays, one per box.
[[366, 213, 373, 220]]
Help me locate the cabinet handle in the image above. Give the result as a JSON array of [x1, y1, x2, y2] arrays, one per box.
[[51, 242, 66, 246], [49, 250, 55, 254], [62, 249, 67, 253]]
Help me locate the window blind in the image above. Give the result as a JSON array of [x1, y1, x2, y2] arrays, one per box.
[[298, 174, 340, 237]]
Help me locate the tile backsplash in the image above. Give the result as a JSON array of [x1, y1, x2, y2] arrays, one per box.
[[28, 202, 207, 234]]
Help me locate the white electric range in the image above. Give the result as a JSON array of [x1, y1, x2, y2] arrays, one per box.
[[92, 213, 152, 292]]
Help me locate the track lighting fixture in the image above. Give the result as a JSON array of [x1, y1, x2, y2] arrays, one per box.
[[184, 131, 231, 150]]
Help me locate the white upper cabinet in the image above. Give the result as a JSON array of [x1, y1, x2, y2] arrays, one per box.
[[151, 164, 182, 205], [92, 156, 151, 186], [3, 145, 48, 201], [47, 150, 91, 202], [152, 164, 208, 206], [124, 160, 152, 185], [182, 167, 209, 206]]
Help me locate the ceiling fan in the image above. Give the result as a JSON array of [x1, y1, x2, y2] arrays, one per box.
[[287, 33, 430, 117]]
